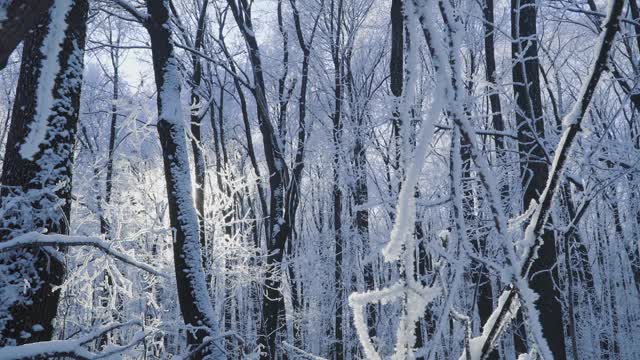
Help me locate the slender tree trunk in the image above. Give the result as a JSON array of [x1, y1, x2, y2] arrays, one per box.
[[101, 47, 119, 236], [286, 0, 319, 347], [189, 0, 208, 257], [511, 0, 566, 357], [390, 0, 404, 180], [330, 1, 345, 358], [477, 2, 501, 358], [0, 0, 88, 345]]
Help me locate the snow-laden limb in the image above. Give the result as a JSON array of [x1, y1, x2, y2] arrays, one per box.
[[111, 0, 150, 24], [0, 320, 146, 360], [349, 282, 406, 360], [382, 0, 438, 262], [458, 290, 521, 360], [461, 0, 624, 358], [0, 232, 167, 278], [352, 3, 441, 358], [450, 308, 472, 360], [19, 0, 74, 160]]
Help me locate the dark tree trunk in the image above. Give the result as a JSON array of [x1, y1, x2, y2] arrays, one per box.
[[143, 0, 223, 357], [225, 1, 315, 356], [101, 50, 119, 236], [390, 0, 404, 176], [331, 1, 345, 358], [286, 0, 318, 347], [189, 0, 208, 258], [477, 2, 500, 359], [511, 0, 567, 357], [0, 0, 88, 345], [0, 0, 53, 69], [351, 71, 376, 343], [226, 1, 289, 356]]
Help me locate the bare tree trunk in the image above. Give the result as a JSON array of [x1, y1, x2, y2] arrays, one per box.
[[511, 0, 566, 357], [101, 25, 121, 236], [331, 1, 345, 357], [477, 2, 501, 358], [0, 0, 88, 345], [143, 0, 224, 356]]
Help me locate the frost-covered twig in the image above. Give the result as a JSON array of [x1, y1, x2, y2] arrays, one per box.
[[0, 232, 167, 278], [450, 308, 472, 360]]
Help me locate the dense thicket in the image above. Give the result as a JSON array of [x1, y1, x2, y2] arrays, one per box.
[[0, 0, 638, 359]]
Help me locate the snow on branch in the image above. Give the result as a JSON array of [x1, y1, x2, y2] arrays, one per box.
[[0, 320, 148, 360], [111, 0, 150, 24], [471, 0, 625, 358], [0, 232, 168, 278], [351, 2, 441, 358]]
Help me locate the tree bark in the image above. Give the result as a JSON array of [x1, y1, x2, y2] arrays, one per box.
[[0, 0, 53, 69], [511, 0, 566, 357], [143, 0, 224, 356], [0, 0, 88, 345]]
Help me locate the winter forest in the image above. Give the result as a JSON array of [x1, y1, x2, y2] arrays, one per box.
[[0, 0, 639, 359]]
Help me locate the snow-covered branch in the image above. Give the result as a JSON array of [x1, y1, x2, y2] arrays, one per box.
[[111, 0, 150, 24], [0, 320, 147, 360], [0, 232, 167, 278], [473, 0, 625, 358]]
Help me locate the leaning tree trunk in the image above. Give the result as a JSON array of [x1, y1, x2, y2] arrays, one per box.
[[0, 0, 88, 345], [143, 0, 224, 357], [511, 0, 567, 357]]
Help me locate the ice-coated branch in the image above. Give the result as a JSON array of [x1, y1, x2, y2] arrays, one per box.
[[351, 2, 441, 358], [0, 320, 146, 360], [0, 232, 167, 278], [474, 0, 625, 358]]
